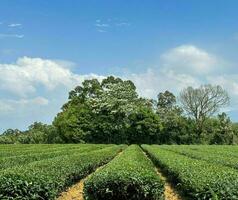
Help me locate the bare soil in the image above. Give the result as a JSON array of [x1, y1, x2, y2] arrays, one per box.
[[142, 150, 182, 200], [57, 150, 124, 200], [57, 178, 85, 200], [157, 168, 182, 200]]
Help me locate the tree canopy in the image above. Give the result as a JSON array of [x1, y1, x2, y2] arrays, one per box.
[[179, 84, 230, 136], [1, 76, 237, 145], [53, 76, 159, 144]]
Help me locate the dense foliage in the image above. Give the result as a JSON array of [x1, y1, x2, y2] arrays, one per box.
[[1, 76, 237, 144], [142, 145, 238, 199], [0, 144, 108, 170], [84, 145, 164, 200], [53, 76, 162, 144], [1, 144, 238, 199], [0, 122, 61, 144], [159, 145, 238, 169], [0, 144, 125, 200]]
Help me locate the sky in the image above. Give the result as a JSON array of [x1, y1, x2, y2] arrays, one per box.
[[0, 0, 238, 132]]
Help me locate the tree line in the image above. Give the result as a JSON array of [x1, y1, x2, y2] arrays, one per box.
[[1, 76, 238, 144]]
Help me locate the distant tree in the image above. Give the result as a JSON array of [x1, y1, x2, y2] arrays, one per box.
[[0, 122, 59, 144], [232, 123, 238, 144], [156, 91, 187, 144], [16, 122, 58, 144], [2, 129, 21, 136], [0, 135, 14, 144], [157, 90, 183, 116], [211, 113, 234, 144], [157, 90, 176, 111], [2, 78, 234, 145], [0, 129, 21, 144], [179, 85, 229, 136]]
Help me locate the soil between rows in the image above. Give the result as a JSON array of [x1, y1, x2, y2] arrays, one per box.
[[57, 148, 183, 200], [156, 168, 182, 200], [57, 150, 124, 200], [57, 178, 85, 200]]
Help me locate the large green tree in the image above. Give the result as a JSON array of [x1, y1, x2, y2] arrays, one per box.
[[1, 77, 235, 145], [156, 90, 193, 144], [53, 76, 158, 144]]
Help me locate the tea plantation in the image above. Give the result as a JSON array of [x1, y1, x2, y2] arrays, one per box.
[[0, 144, 238, 200]]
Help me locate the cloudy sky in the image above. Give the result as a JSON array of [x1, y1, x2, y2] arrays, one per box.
[[0, 0, 238, 132]]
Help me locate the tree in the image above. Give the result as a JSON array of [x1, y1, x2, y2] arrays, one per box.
[[211, 113, 234, 144], [0, 122, 60, 144], [157, 90, 183, 116], [157, 91, 187, 144], [157, 90, 176, 111], [179, 84, 229, 136], [0, 129, 21, 144], [54, 104, 93, 143], [2, 129, 21, 136], [128, 107, 162, 144], [54, 76, 153, 144]]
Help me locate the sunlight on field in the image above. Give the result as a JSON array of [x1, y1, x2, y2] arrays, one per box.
[[0, 144, 238, 199]]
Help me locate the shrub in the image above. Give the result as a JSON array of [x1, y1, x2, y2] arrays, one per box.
[[142, 145, 238, 199], [84, 145, 164, 200], [0, 145, 125, 200], [0, 144, 108, 169], [160, 145, 238, 169]]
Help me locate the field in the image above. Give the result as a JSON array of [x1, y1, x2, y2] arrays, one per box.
[[0, 144, 238, 200]]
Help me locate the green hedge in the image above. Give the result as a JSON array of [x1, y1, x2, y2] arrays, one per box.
[[84, 145, 164, 200], [160, 145, 238, 169], [0, 145, 125, 200], [0, 144, 111, 157], [0, 144, 108, 170], [142, 145, 238, 199]]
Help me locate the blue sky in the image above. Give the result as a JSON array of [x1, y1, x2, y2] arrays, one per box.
[[0, 0, 238, 132]]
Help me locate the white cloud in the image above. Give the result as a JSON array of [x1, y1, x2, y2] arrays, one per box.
[[97, 29, 107, 33], [0, 97, 49, 114], [0, 44, 238, 131], [95, 21, 109, 33], [127, 68, 200, 99], [17, 97, 49, 106], [207, 75, 238, 95], [0, 57, 105, 131], [124, 45, 238, 117], [0, 34, 24, 39], [0, 57, 104, 97], [116, 22, 130, 26], [0, 57, 105, 96], [94, 18, 131, 33], [207, 75, 238, 110], [125, 45, 216, 99], [161, 45, 218, 75], [95, 23, 110, 27], [124, 45, 235, 103], [0, 101, 14, 113], [8, 23, 22, 27]]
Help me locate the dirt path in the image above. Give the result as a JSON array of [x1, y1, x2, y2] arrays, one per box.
[[57, 150, 124, 200], [142, 150, 182, 200], [58, 148, 182, 200], [157, 168, 182, 200], [57, 177, 85, 200]]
